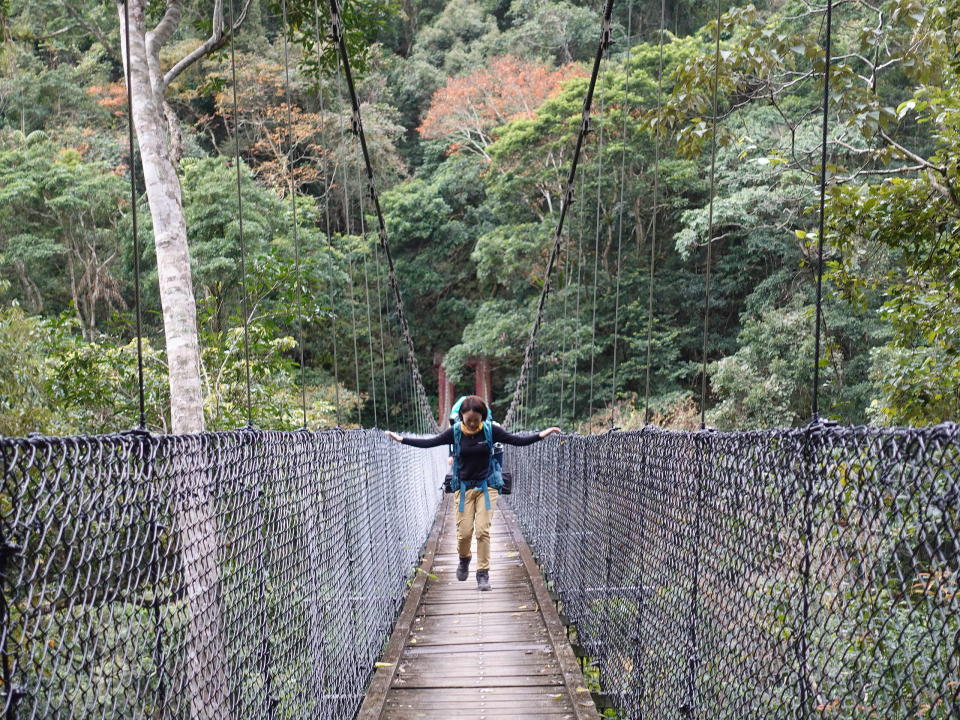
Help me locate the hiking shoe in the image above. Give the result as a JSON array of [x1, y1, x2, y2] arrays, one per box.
[[456, 556, 471, 582], [476, 569, 491, 591]]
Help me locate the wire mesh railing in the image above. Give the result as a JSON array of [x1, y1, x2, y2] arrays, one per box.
[[506, 422, 960, 720], [0, 429, 444, 720]]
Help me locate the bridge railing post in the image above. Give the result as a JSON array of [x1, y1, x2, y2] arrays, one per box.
[[601, 433, 615, 670], [300, 432, 327, 717], [681, 430, 709, 718], [794, 423, 821, 720], [629, 427, 652, 718]]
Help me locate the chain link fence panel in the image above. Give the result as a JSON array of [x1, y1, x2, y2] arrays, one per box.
[[1, 429, 444, 720], [506, 422, 960, 719]]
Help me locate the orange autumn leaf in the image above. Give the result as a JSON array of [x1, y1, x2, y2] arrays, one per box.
[[419, 55, 585, 157]]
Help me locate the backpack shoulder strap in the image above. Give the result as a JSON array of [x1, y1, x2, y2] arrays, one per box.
[[482, 420, 494, 454], [452, 422, 468, 511]]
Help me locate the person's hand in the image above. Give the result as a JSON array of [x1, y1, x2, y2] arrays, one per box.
[[539, 427, 561, 438], [385, 431, 403, 442]]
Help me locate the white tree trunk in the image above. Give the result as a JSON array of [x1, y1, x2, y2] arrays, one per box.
[[120, 1, 203, 433], [118, 3, 232, 718]]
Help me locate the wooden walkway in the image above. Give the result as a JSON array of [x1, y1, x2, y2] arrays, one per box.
[[357, 495, 601, 720]]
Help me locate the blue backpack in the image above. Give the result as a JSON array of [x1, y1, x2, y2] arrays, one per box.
[[451, 420, 503, 512]]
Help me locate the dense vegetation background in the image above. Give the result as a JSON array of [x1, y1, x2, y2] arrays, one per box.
[[1, 0, 957, 435]]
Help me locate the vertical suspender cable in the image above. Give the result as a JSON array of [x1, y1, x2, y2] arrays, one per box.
[[373, 243, 390, 426], [609, 0, 635, 428], [587, 64, 606, 425], [811, 1, 834, 421], [122, 0, 147, 430], [504, 0, 616, 429], [644, 0, 667, 425], [571, 172, 587, 421], [228, 0, 254, 427], [327, 201, 342, 426], [357, 164, 379, 426], [346, 256, 363, 427], [800, 10, 834, 713], [700, 0, 723, 430], [280, 0, 308, 428], [327, 0, 439, 432], [310, 0, 341, 426], [360, 234, 378, 425], [336, 63, 363, 427], [690, 10, 723, 710], [557, 228, 571, 422]]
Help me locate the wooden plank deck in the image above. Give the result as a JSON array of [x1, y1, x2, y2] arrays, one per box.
[[357, 495, 601, 720]]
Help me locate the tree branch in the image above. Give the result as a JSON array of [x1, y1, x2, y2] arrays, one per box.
[[927, 170, 960, 212], [145, 0, 184, 58], [878, 129, 944, 172], [836, 164, 927, 182], [62, 2, 121, 65], [162, 0, 254, 91]]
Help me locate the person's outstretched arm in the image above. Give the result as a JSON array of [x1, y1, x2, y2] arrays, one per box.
[[491, 426, 562, 446], [385, 427, 455, 448]]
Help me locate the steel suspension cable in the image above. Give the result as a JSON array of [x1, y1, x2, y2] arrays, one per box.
[[227, 0, 254, 427], [121, 0, 146, 431], [609, 0, 636, 428], [280, 0, 308, 428], [362, 256, 378, 427], [504, 0, 616, 429], [346, 254, 362, 426], [546, 234, 567, 425], [587, 60, 607, 426], [699, 0, 724, 430], [326, 217, 342, 426], [359, 203, 379, 427], [812, 0, 834, 421], [327, 0, 438, 432], [570, 171, 587, 421], [373, 242, 390, 426], [333, 57, 364, 427], [557, 225, 572, 422], [798, 4, 835, 693], [644, 0, 667, 425], [310, 0, 341, 426]]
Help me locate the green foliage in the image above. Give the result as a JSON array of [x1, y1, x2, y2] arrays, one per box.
[[443, 298, 532, 384], [645, 0, 960, 428], [708, 301, 815, 429], [0, 130, 127, 332], [271, 0, 401, 80], [413, 0, 503, 74], [0, 298, 169, 435], [0, 300, 56, 435], [828, 158, 960, 425], [1, 0, 958, 437], [180, 156, 284, 322], [822, 8, 960, 425], [500, 0, 600, 64], [380, 152, 489, 359], [473, 222, 551, 292]]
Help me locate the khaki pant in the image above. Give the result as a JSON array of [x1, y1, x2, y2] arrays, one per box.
[[455, 487, 500, 570]]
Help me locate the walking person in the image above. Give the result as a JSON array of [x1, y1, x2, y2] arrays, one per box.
[[385, 395, 560, 591]]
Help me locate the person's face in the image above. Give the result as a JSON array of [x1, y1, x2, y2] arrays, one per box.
[[461, 410, 483, 431]]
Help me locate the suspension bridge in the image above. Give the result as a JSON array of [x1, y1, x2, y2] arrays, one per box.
[[1, 0, 958, 719]]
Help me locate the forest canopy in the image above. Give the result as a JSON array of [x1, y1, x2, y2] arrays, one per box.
[[0, 0, 957, 435]]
